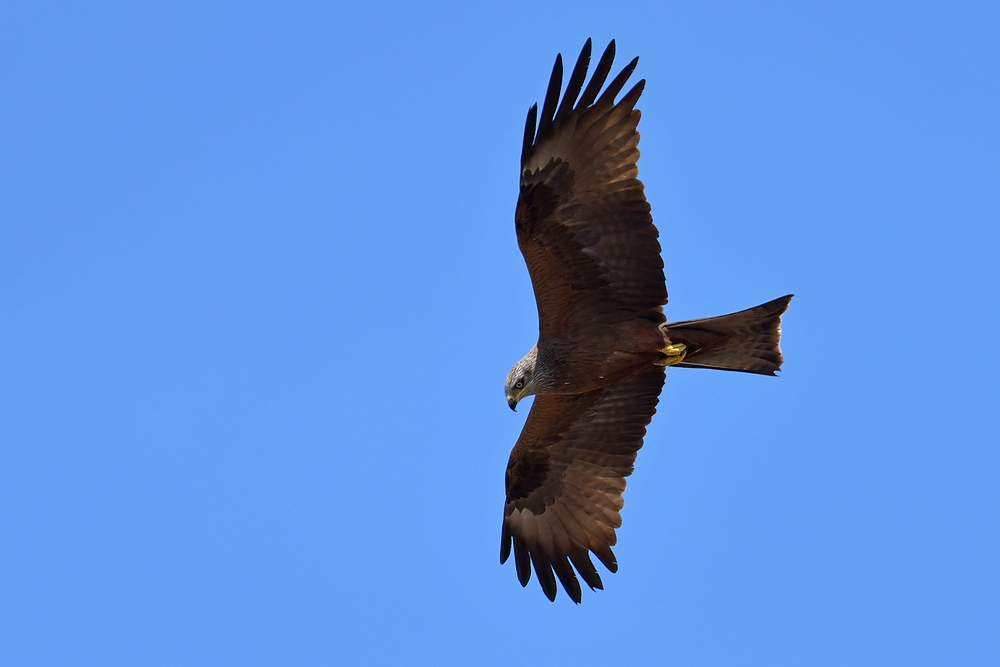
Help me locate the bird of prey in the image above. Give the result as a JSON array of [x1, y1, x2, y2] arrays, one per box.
[[500, 39, 793, 603]]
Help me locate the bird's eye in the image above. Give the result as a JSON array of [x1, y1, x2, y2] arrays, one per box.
[[515, 380, 524, 389]]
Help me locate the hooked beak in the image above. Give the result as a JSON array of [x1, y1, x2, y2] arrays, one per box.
[[507, 396, 518, 411]]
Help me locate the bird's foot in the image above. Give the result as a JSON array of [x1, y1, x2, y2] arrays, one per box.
[[655, 343, 687, 367]]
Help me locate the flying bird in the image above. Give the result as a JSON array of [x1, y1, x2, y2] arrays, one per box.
[[500, 39, 793, 603]]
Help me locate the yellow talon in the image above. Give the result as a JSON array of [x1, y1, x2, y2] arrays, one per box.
[[655, 343, 687, 367]]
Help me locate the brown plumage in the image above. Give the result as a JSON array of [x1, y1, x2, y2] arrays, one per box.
[[501, 39, 792, 603]]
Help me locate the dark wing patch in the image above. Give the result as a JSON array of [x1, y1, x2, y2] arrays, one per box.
[[500, 368, 666, 603], [516, 39, 666, 342], [505, 447, 550, 506], [514, 180, 560, 240]]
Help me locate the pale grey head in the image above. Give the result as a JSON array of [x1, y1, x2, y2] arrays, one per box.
[[505, 346, 539, 411]]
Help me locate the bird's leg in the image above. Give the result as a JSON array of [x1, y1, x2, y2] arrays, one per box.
[[655, 343, 687, 367]]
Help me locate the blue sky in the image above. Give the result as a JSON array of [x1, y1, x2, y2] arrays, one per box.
[[2, 1, 998, 665]]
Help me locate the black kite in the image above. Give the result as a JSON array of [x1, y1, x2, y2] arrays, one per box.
[[500, 39, 793, 603]]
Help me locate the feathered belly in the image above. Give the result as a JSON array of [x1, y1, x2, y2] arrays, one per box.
[[538, 319, 664, 394]]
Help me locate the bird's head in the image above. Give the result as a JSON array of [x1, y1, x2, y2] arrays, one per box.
[[505, 347, 538, 411]]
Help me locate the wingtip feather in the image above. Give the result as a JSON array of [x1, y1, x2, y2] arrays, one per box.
[[552, 555, 583, 603], [530, 551, 558, 602], [594, 545, 619, 573], [555, 39, 592, 122], [598, 56, 640, 107], [570, 550, 605, 591], [578, 39, 617, 109], [514, 537, 532, 587], [521, 104, 538, 159], [500, 523, 512, 564], [536, 53, 564, 139]]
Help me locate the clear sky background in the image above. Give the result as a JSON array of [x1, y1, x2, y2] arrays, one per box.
[[2, 1, 998, 665]]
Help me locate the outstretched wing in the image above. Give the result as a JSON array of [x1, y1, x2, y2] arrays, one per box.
[[500, 367, 665, 602], [516, 39, 667, 342]]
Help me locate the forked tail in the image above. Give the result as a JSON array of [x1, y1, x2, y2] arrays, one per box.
[[662, 295, 793, 376]]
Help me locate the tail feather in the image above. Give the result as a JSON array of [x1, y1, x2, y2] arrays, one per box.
[[662, 295, 793, 376]]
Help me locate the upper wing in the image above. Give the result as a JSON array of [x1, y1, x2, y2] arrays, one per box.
[[516, 39, 667, 341], [500, 367, 666, 602]]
